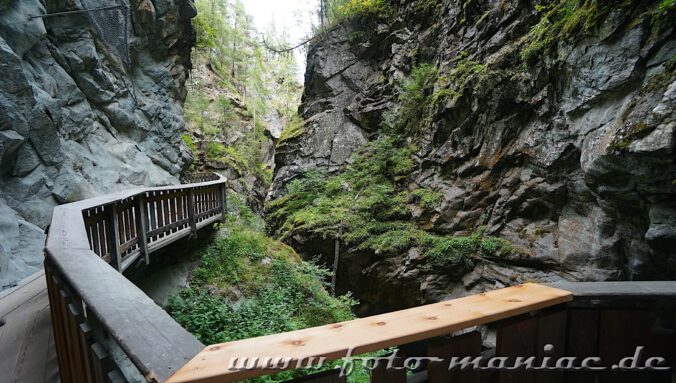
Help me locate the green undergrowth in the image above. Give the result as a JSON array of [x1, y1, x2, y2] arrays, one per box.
[[326, 0, 393, 26], [167, 199, 384, 382]]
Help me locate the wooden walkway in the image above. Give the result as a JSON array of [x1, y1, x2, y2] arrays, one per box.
[[0, 271, 59, 383]]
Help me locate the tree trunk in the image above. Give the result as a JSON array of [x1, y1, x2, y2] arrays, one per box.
[[331, 222, 343, 296]]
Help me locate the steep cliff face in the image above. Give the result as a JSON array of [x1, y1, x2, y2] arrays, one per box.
[[271, 0, 675, 314], [0, 0, 195, 286]]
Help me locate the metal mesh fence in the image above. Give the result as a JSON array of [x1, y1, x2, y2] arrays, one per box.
[[80, 0, 132, 67]]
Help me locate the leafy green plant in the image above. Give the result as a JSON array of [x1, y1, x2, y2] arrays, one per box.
[[168, 211, 365, 382], [326, 0, 391, 25]]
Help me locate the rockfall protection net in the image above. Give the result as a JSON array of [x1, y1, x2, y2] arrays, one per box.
[[80, 0, 132, 67]]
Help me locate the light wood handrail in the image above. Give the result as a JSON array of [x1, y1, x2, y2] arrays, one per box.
[[167, 283, 573, 383]]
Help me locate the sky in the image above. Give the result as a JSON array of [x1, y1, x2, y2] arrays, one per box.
[[241, 0, 319, 82]]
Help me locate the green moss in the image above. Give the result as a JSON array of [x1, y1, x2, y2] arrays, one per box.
[[608, 121, 655, 152], [381, 63, 439, 135], [521, 0, 615, 67], [182, 134, 197, 155], [522, 0, 671, 67], [409, 188, 443, 210], [278, 114, 305, 144], [421, 232, 513, 264]]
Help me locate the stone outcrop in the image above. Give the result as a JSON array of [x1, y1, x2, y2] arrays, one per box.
[[271, 0, 675, 314], [0, 0, 195, 286]]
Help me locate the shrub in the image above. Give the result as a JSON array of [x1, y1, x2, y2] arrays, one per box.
[[327, 0, 391, 24]]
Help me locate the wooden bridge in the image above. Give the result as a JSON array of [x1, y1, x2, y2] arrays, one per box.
[[3, 173, 673, 382]]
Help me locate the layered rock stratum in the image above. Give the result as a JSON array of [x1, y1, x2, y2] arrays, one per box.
[[271, 0, 675, 313]]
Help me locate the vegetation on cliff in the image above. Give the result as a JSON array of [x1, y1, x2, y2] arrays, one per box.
[[182, 0, 302, 189]]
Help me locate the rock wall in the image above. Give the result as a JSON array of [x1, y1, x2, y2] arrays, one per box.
[[271, 0, 675, 313], [0, 0, 195, 286]]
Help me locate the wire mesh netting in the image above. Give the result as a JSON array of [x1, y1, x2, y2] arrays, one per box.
[[80, 0, 132, 67]]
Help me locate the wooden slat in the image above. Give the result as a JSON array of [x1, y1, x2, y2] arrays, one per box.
[[109, 206, 122, 270], [167, 284, 572, 383], [149, 195, 158, 231], [187, 189, 197, 237], [137, 195, 150, 265], [146, 218, 190, 238], [428, 331, 481, 383], [598, 309, 670, 383], [371, 354, 406, 383], [535, 307, 567, 383], [496, 314, 537, 383], [564, 309, 599, 383]]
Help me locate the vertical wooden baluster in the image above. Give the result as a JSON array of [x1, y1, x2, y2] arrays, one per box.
[[428, 331, 481, 383], [371, 352, 407, 383], [108, 205, 122, 271], [118, 207, 126, 256], [565, 309, 599, 383], [137, 194, 150, 265], [78, 322, 96, 382], [187, 189, 197, 238], [157, 192, 165, 235], [171, 193, 178, 230], [496, 314, 538, 383], [535, 307, 567, 383], [163, 193, 171, 233], [45, 265, 72, 383], [91, 220, 101, 257], [221, 182, 227, 221], [121, 208, 132, 255], [149, 193, 157, 234], [177, 191, 184, 227], [127, 205, 138, 241]]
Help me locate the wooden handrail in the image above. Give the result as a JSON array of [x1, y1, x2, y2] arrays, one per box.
[[166, 283, 573, 383], [45, 173, 228, 382]]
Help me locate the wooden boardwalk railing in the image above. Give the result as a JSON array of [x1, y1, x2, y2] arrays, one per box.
[[45, 173, 226, 382], [43, 172, 675, 383]]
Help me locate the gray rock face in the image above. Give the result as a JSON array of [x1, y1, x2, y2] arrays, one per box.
[[0, 0, 195, 286], [271, 1, 676, 312]]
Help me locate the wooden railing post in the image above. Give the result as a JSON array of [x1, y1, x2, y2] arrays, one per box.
[[108, 205, 122, 271], [187, 189, 197, 238], [220, 182, 227, 222], [136, 195, 150, 265]]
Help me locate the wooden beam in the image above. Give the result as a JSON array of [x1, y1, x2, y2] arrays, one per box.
[[46, 247, 204, 381], [108, 205, 122, 271], [167, 283, 572, 383]]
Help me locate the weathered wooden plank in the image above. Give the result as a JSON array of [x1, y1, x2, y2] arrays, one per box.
[[196, 207, 223, 221], [371, 353, 406, 383], [535, 307, 567, 383], [598, 309, 670, 383], [146, 218, 190, 238], [109, 206, 122, 270], [119, 237, 140, 254], [137, 195, 150, 265], [187, 189, 197, 237], [149, 195, 158, 231], [496, 314, 537, 383], [46, 247, 204, 382], [167, 284, 572, 383], [428, 331, 481, 383], [548, 282, 676, 299], [45, 266, 72, 383]]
